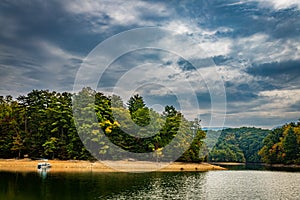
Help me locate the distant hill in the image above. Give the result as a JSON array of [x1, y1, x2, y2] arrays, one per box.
[[206, 127, 270, 163], [259, 122, 300, 164], [202, 127, 230, 131]]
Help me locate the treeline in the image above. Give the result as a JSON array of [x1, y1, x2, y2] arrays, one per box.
[[259, 122, 300, 164], [0, 88, 205, 162], [0, 90, 90, 160], [207, 127, 270, 163], [206, 124, 300, 164], [1, 88, 299, 164]]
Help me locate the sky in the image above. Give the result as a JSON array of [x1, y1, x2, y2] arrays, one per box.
[[0, 0, 300, 129]]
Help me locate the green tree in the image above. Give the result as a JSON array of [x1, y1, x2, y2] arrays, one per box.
[[42, 137, 58, 159], [73, 87, 109, 160], [259, 122, 300, 164], [209, 127, 269, 163], [110, 94, 124, 108], [0, 96, 25, 158], [127, 94, 150, 127], [0, 89, 207, 163], [283, 127, 299, 164]]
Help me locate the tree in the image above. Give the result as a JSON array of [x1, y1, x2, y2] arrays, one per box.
[[42, 137, 58, 159], [283, 127, 299, 164], [73, 88, 110, 160], [110, 95, 124, 108], [11, 133, 24, 159], [208, 127, 269, 163], [0, 89, 207, 163], [127, 94, 145, 114], [127, 94, 150, 127], [259, 122, 300, 164], [0, 96, 25, 159]]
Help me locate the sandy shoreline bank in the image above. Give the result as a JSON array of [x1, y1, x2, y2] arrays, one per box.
[[0, 159, 225, 172]]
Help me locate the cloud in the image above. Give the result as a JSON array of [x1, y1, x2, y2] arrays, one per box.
[[247, 0, 300, 10], [61, 0, 170, 31], [89, 45, 224, 123], [230, 33, 300, 64], [222, 0, 300, 10], [0, 17, 20, 40], [204, 0, 300, 41], [221, 87, 300, 128], [0, 0, 299, 128], [257, 89, 300, 116], [0, 39, 82, 97], [246, 60, 300, 87]]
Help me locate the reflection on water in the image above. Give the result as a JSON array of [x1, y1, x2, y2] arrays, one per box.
[[102, 172, 206, 199], [206, 171, 300, 200], [37, 168, 49, 179], [0, 170, 299, 200]]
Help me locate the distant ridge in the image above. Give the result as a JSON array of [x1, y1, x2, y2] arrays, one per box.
[[202, 127, 231, 131]]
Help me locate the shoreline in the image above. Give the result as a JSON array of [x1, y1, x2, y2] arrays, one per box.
[[264, 163, 300, 169], [210, 162, 300, 169], [209, 162, 246, 166], [0, 159, 226, 173]]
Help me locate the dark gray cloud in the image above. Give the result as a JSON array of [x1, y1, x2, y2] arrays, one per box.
[[196, 92, 211, 108], [246, 60, 300, 86], [177, 58, 196, 71], [266, 8, 300, 39], [0, 0, 105, 54], [226, 90, 258, 103], [224, 79, 279, 102], [143, 94, 180, 110], [213, 55, 233, 66], [288, 101, 300, 112], [98, 49, 178, 89], [189, 1, 300, 40]]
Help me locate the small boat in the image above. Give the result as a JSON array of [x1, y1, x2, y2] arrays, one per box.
[[37, 162, 51, 170]]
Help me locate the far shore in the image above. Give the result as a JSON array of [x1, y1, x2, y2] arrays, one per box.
[[210, 162, 300, 169], [209, 162, 246, 166], [264, 163, 300, 169], [0, 159, 226, 173]]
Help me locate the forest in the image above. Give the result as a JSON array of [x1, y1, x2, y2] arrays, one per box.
[[258, 122, 300, 164], [206, 128, 271, 163], [206, 125, 300, 164], [0, 88, 205, 162], [0, 88, 299, 164]]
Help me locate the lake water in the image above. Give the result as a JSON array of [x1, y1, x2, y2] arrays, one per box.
[[1, 169, 299, 200]]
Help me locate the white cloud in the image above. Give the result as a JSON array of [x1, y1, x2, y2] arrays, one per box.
[[217, 65, 252, 83], [248, 0, 300, 10], [222, 88, 300, 128], [62, 0, 234, 62], [164, 21, 200, 35], [230, 33, 300, 64], [229, 0, 300, 10], [62, 0, 170, 31], [37, 40, 82, 63], [200, 38, 232, 58], [259, 89, 300, 108], [226, 89, 300, 125], [253, 89, 300, 121], [163, 21, 233, 36]]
